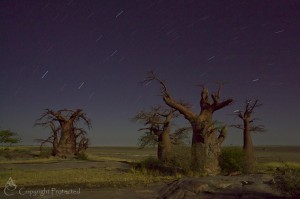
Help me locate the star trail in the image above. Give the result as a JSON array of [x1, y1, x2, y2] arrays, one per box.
[[0, 0, 299, 146]]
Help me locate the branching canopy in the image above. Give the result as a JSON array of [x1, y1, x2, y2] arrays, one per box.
[[231, 99, 265, 133], [133, 105, 190, 148], [34, 108, 91, 154]]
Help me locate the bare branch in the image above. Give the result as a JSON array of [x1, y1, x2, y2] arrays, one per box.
[[230, 124, 244, 130], [170, 127, 191, 145], [138, 132, 158, 148], [143, 71, 196, 120], [74, 128, 88, 138], [143, 71, 169, 96], [213, 99, 233, 112], [250, 125, 266, 133], [217, 126, 227, 143], [34, 136, 54, 152]]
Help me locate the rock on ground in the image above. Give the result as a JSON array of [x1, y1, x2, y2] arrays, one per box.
[[158, 174, 282, 199]]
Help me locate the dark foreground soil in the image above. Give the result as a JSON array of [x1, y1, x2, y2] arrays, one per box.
[[1, 146, 299, 199], [0, 174, 284, 199]]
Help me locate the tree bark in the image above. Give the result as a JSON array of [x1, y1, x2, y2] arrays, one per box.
[[52, 131, 59, 156], [157, 128, 172, 162], [56, 121, 76, 158], [190, 110, 224, 174]]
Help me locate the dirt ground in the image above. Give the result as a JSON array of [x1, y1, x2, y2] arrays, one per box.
[[0, 184, 163, 199], [0, 174, 283, 199], [0, 146, 299, 199]]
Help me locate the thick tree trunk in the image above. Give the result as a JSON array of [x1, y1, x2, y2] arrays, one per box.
[[157, 129, 172, 162], [190, 110, 223, 175], [243, 118, 255, 172], [56, 122, 76, 158]]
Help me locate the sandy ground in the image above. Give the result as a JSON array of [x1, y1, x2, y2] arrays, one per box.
[[0, 183, 163, 199], [1, 146, 299, 199]]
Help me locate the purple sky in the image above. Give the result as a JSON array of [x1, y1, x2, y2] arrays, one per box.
[[0, 0, 299, 146]]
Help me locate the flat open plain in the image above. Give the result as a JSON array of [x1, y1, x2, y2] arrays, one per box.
[[0, 146, 299, 198]]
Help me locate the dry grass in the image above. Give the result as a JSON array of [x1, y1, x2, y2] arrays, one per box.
[[1, 146, 300, 189], [0, 167, 176, 188]]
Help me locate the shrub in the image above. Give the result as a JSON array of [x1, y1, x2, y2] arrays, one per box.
[[39, 148, 52, 158], [137, 146, 192, 176], [0, 148, 12, 159], [139, 157, 162, 170], [166, 146, 192, 175], [274, 166, 300, 198], [219, 147, 246, 173], [76, 153, 89, 160]]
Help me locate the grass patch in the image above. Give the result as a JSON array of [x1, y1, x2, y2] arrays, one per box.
[[85, 153, 135, 162], [219, 147, 246, 174], [255, 161, 300, 173], [134, 146, 194, 176], [0, 167, 177, 189], [0, 158, 60, 164], [273, 165, 300, 197]]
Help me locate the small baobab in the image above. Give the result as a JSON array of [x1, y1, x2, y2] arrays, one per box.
[[133, 105, 189, 162], [232, 99, 265, 172]]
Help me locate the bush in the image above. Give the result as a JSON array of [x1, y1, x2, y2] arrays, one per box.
[[0, 148, 12, 159], [219, 147, 246, 173], [137, 146, 192, 176], [139, 157, 162, 170], [274, 166, 300, 198], [39, 148, 52, 158], [0, 148, 35, 160], [76, 153, 89, 160], [166, 146, 192, 175]]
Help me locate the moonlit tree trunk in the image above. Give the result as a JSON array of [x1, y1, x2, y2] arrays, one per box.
[[56, 121, 77, 157], [51, 123, 59, 156], [243, 118, 254, 171], [190, 110, 227, 173], [157, 124, 172, 162]]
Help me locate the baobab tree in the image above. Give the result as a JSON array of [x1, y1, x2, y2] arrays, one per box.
[[35, 109, 91, 158], [232, 99, 265, 172], [133, 106, 189, 162], [143, 72, 232, 174]]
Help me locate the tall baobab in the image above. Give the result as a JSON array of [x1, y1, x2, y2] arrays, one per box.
[[35, 109, 91, 158], [232, 99, 265, 172], [143, 72, 232, 174], [133, 106, 189, 162]]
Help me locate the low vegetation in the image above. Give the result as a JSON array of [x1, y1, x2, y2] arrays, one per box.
[[273, 165, 300, 197], [219, 147, 246, 174], [134, 146, 193, 176], [0, 147, 37, 161], [0, 130, 21, 148], [0, 167, 177, 189], [1, 145, 300, 198]]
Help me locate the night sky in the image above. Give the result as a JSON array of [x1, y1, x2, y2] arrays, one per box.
[[0, 0, 299, 146]]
